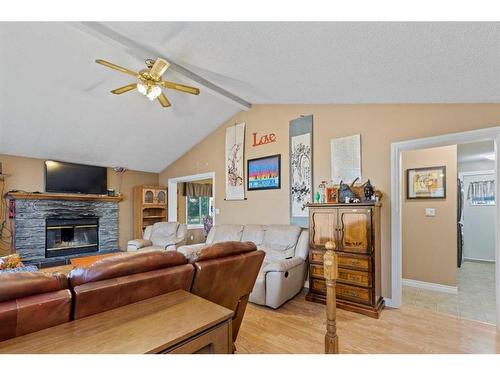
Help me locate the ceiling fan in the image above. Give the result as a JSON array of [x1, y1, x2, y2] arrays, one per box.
[[95, 58, 200, 108]]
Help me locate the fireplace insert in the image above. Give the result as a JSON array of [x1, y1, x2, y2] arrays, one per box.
[[45, 217, 99, 258]]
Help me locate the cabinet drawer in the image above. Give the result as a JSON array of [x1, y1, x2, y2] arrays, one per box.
[[310, 277, 326, 293], [338, 255, 370, 271], [309, 249, 325, 264], [310, 264, 324, 278], [336, 284, 372, 305], [338, 268, 371, 287]]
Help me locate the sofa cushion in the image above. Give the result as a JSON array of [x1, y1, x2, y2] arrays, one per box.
[[0, 272, 68, 303], [150, 222, 179, 247], [0, 254, 23, 270], [68, 250, 187, 287], [211, 224, 244, 243], [261, 225, 302, 261], [241, 225, 266, 247], [184, 241, 257, 263]]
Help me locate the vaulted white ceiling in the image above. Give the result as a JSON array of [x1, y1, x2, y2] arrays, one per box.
[[1, 22, 500, 172]]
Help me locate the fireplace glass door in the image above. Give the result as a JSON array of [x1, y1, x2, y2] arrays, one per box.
[[46, 218, 99, 257]]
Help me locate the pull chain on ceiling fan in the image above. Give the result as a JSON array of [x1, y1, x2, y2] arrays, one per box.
[[95, 58, 200, 108]]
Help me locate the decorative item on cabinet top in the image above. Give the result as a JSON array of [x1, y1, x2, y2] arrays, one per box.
[[305, 202, 384, 318], [315, 179, 382, 204]]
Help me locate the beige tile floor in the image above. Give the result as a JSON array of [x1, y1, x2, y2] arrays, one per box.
[[402, 261, 496, 325]]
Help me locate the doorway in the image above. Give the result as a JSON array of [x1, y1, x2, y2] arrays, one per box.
[[167, 172, 215, 245], [390, 126, 500, 328]]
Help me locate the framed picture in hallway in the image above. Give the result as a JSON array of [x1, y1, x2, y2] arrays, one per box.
[[407, 166, 446, 199], [247, 154, 281, 191]]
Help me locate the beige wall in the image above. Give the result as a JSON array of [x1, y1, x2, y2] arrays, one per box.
[[0, 153, 158, 255], [402, 145, 457, 287], [160, 104, 500, 298]]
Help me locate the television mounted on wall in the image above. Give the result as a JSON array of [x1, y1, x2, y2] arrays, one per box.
[[45, 160, 107, 195]]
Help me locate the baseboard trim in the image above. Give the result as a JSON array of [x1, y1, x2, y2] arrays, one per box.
[[402, 278, 458, 294], [383, 298, 396, 308], [463, 257, 496, 264]]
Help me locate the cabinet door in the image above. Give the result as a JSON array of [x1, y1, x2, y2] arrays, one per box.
[[310, 209, 338, 249], [143, 189, 155, 204], [156, 189, 167, 204], [338, 208, 371, 254]]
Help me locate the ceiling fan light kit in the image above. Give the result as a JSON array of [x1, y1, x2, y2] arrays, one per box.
[[95, 57, 200, 108]]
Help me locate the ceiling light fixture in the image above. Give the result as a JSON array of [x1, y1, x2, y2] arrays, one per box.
[[484, 153, 495, 160], [137, 82, 162, 101], [95, 58, 200, 109]]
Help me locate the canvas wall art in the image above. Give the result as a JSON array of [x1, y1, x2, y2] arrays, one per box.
[[225, 122, 246, 200], [331, 134, 361, 184], [289, 115, 313, 227], [407, 166, 446, 199], [247, 154, 281, 190]]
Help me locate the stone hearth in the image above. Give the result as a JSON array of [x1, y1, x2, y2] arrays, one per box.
[[11, 197, 119, 264]]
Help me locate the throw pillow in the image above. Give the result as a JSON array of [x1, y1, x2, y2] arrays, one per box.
[[0, 254, 23, 270]]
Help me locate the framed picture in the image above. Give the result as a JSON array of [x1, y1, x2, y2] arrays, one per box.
[[247, 154, 281, 191], [407, 166, 446, 199]]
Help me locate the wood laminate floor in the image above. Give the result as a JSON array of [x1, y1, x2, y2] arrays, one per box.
[[236, 291, 500, 354]]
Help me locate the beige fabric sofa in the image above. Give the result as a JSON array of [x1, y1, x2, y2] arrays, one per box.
[[127, 222, 188, 252], [177, 224, 309, 309]]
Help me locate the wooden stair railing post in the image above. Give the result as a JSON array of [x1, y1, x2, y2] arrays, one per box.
[[323, 240, 339, 354]]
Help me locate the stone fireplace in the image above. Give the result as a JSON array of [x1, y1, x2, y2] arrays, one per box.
[[7, 192, 121, 266]]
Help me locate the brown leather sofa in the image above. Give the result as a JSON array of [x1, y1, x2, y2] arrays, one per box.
[[187, 241, 265, 344], [0, 272, 71, 341], [68, 251, 194, 319], [0, 243, 264, 348]]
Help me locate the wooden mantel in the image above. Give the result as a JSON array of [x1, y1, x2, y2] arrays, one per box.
[[5, 191, 123, 202]]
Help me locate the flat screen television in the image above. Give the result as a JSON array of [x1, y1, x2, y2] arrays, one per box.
[[45, 161, 107, 195]]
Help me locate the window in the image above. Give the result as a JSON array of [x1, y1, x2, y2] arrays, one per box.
[[186, 196, 213, 228], [467, 180, 495, 205]]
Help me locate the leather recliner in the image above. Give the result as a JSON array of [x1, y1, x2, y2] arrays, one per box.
[[68, 250, 194, 319], [185, 241, 265, 346], [127, 222, 188, 252], [0, 272, 71, 341]]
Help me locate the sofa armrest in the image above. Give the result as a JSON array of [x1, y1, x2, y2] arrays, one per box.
[[262, 257, 304, 273], [294, 230, 309, 260], [127, 239, 153, 251], [177, 243, 207, 261]]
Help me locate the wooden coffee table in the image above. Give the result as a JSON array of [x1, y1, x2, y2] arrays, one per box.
[[70, 253, 117, 267], [42, 252, 120, 274]]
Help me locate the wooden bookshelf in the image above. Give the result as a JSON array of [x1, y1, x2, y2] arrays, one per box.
[[133, 185, 168, 238]]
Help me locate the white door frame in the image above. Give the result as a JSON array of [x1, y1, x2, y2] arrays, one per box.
[[390, 126, 500, 328], [167, 172, 216, 224]]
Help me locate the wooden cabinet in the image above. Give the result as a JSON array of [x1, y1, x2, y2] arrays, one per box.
[[306, 203, 384, 318], [133, 185, 168, 238]]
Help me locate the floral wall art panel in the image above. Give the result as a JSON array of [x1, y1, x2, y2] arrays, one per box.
[[225, 122, 246, 200], [289, 115, 313, 227]]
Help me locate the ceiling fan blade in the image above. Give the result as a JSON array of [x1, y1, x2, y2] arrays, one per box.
[[149, 58, 170, 80], [157, 93, 171, 107], [111, 83, 137, 95], [95, 59, 138, 77], [160, 81, 200, 95]]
